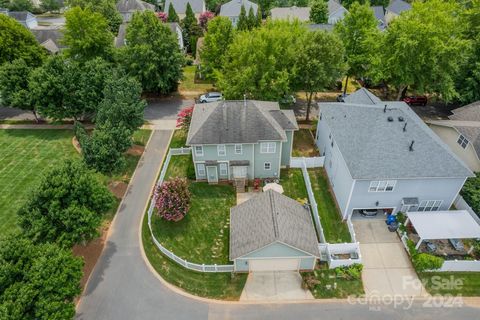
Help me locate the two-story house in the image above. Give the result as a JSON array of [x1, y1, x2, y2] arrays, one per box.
[[186, 100, 298, 184], [316, 89, 473, 220], [219, 0, 258, 26]]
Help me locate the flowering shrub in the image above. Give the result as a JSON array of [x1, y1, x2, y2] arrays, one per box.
[[156, 12, 168, 23], [176, 105, 194, 129], [154, 177, 191, 221], [199, 11, 215, 30]]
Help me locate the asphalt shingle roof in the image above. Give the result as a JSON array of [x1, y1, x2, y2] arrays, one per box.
[[31, 27, 65, 52], [229, 190, 319, 260], [164, 0, 205, 14], [319, 101, 473, 179], [220, 0, 258, 17], [448, 102, 480, 158], [386, 0, 411, 15], [270, 6, 310, 21], [116, 0, 155, 12], [186, 100, 298, 145], [343, 88, 382, 105]]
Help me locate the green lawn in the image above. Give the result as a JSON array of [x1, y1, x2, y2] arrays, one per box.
[[280, 168, 308, 201], [292, 129, 320, 157], [0, 130, 79, 234], [143, 215, 247, 300], [178, 66, 215, 93], [132, 129, 152, 146], [301, 264, 364, 298], [419, 272, 480, 296], [309, 169, 351, 243], [169, 129, 187, 148]]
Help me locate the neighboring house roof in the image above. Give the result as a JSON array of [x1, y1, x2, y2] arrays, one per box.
[[164, 0, 205, 14], [7, 11, 32, 21], [328, 0, 345, 16], [450, 101, 480, 122], [116, 0, 155, 13], [371, 5, 386, 30], [229, 190, 319, 260], [343, 88, 382, 105], [31, 27, 65, 53], [308, 23, 334, 32], [186, 100, 298, 145], [386, 0, 411, 15], [319, 100, 473, 179], [270, 6, 310, 21], [220, 0, 258, 17]]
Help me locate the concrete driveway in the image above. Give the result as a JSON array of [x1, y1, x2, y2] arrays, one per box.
[[240, 272, 314, 301], [145, 97, 194, 129], [353, 219, 428, 297]]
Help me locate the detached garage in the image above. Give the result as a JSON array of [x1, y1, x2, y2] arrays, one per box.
[[230, 190, 319, 272]]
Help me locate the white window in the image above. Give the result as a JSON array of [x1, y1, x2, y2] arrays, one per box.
[[418, 200, 442, 212], [457, 134, 469, 149], [217, 144, 226, 156], [194, 146, 203, 156], [264, 162, 271, 170], [368, 180, 396, 192], [197, 163, 206, 176], [235, 144, 242, 154], [219, 163, 228, 176], [260, 142, 276, 153]]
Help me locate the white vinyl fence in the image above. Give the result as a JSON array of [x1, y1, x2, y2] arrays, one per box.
[[147, 147, 234, 273], [290, 157, 362, 269]]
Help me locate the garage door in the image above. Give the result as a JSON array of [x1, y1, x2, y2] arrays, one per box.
[[249, 259, 300, 272]]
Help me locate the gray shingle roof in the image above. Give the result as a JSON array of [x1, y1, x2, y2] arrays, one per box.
[[308, 23, 334, 31], [7, 11, 31, 21], [328, 0, 345, 15], [450, 101, 480, 122], [116, 0, 155, 13], [371, 5, 387, 30], [319, 101, 473, 179], [229, 190, 319, 260], [448, 102, 480, 158], [343, 88, 382, 105], [31, 27, 65, 51], [187, 100, 298, 145], [164, 0, 205, 14], [386, 0, 411, 15], [270, 6, 310, 21], [220, 0, 258, 17]]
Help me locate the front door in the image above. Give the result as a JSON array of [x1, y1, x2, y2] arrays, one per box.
[[232, 166, 248, 179], [206, 166, 218, 184]]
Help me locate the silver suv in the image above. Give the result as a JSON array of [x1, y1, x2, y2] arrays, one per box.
[[199, 92, 223, 103]]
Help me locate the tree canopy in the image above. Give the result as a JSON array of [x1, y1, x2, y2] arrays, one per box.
[[310, 0, 329, 24], [0, 236, 83, 320], [181, 2, 203, 54], [63, 6, 114, 61], [17, 160, 114, 246], [119, 11, 184, 94], [167, 3, 179, 22], [0, 15, 45, 67], [237, 5, 248, 30], [67, 0, 123, 34]]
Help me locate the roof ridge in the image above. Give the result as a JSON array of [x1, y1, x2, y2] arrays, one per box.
[[268, 191, 280, 239]]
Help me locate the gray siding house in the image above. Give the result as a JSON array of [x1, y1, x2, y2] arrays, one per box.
[[316, 90, 473, 220], [186, 100, 298, 183], [219, 0, 258, 26], [230, 190, 319, 272], [116, 0, 155, 22]]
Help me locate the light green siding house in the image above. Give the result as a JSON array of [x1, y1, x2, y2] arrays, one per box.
[[186, 100, 298, 183], [230, 190, 319, 272]]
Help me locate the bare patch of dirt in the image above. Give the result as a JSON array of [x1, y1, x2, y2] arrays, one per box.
[[108, 181, 128, 199], [126, 144, 144, 156]]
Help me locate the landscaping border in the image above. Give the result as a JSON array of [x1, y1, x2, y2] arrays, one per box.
[[147, 147, 234, 273]]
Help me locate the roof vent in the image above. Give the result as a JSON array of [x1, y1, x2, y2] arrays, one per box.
[[387, 116, 394, 122], [384, 104, 387, 113], [398, 116, 404, 122], [409, 140, 415, 152], [403, 122, 407, 132]]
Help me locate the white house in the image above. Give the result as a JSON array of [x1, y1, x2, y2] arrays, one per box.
[[219, 0, 258, 26], [316, 89, 474, 220]]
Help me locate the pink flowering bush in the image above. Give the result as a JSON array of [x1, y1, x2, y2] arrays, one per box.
[[199, 11, 215, 30], [176, 105, 194, 129], [156, 12, 168, 23], [154, 178, 191, 221]]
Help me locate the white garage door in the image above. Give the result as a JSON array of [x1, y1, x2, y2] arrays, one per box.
[[249, 259, 300, 272]]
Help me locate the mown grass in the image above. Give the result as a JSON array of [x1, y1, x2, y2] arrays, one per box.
[[419, 272, 480, 296], [132, 129, 152, 146], [178, 66, 215, 93], [280, 168, 308, 201], [292, 129, 320, 157]]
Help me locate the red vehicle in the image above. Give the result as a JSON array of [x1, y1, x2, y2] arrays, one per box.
[[403, 95, 427, 106]]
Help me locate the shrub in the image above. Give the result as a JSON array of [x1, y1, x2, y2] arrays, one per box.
[[154, 178, 191, 221], [199, 11, 215, 30], [176, 105, 194, 129], [187, 156, 196, 180], [461, 173, 480, 216], [156, 11, 168, 23], [334, 263, 363, 280], [413, 253, 444, 272]]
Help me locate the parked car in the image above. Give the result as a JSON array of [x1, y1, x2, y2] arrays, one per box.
[[403, 95, 427, 106], [199, 92, 223, 103], [337, 93, 348, 102], [359, 209, 378, 217]]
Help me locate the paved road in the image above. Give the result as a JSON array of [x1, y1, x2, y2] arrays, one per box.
[[75, 129, 479, 320]]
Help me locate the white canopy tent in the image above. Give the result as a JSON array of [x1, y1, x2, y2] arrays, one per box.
[[406, 210, 480, 249]]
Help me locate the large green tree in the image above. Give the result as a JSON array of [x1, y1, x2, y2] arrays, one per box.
[[294, 31, 346, 121], [0, 59, 38, 120], [17, 160, 114, 246], [29, 56, 111, 121], [237, 5, 248, 30], [334, 2, 380, 94], [0, 236, 83, 320], [218, 20, 305, 100], [41, 0, 62, 12], [310, 0, 329, 24], [63, 6, 114, 61], [167, 3, 179, 22], [181, 2, 203, 54], [200, 16, 235, 80], [119, 11, 184, 94], [5, 0, 33, 11], [67, 0, 123, 34], [0, 15, 45, 67], [379, 0, 468, 100]]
